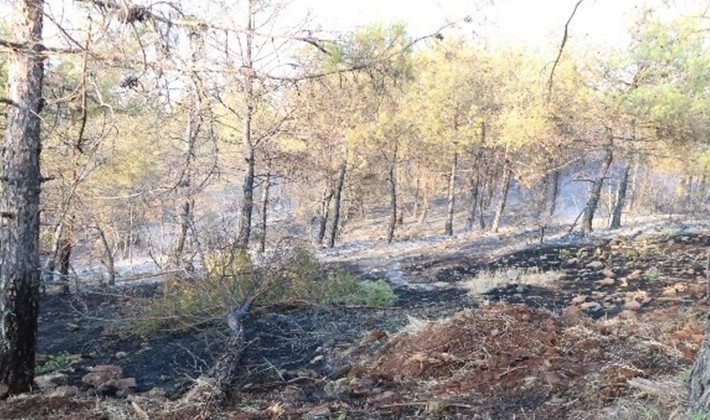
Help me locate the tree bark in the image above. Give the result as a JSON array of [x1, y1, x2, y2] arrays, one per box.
[[209, 299, 251, 393], [95, 225, 116, 286], [386, 149, 397, 244], [0, 0, 44, 395], [444, 152, 458, 236], [328, 161, 346, 248], [465, 172, 480, 231], [609, 165, 630, 230], [490, 158, 513, 233], [581, 138, 614, 234], [173, 32, 203, 272], [690, 320, 710, 415], [258, 172, 271, 253], [236, 0, 256, 250], [548, 169, 561, 217], [316, 187, 332, 245]]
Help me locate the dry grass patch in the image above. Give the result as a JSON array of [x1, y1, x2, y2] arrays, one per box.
[[463, 267, 563, 295]]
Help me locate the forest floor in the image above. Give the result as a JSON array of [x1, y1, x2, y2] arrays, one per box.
[[1, 216, 709, 419]]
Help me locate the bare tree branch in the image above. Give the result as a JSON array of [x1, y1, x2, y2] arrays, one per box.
[[546, 0, 587, 102]]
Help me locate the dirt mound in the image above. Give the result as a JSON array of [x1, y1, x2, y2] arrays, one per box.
[[354, 304, 700, 417]]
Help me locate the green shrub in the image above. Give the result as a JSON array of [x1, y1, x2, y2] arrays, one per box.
[[35, 353, 80, 375], [134, 246, 397, 335]]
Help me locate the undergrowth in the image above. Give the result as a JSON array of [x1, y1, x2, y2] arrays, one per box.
[[133, 245, 396, 335]]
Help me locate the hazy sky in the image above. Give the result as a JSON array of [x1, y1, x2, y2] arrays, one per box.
[[300, 0, 706, 52]]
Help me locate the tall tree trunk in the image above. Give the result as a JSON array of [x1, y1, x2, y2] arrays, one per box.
[[386, 149, 397, 244], [328, 161, 346, 248], [445, 152, 458, 236], [96, 226, 116, 286], [236, 1, 256, 250], [0, 0, 44, 395], [490, 158, 513, 233], [173, 32, 203, 272], [581, 138, 614, 234], [466, 172, 480, 231], [690, 322, 710, 415], [548, 169, 561, 217], [610, 165, 630, 230], [316, 187, 332, 245], [258, 172, 271, 253]]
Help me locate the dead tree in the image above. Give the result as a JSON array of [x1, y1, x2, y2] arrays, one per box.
[[581, 136, 614, 233]]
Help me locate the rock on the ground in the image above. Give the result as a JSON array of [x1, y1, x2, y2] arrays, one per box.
[[598, 278, 615, 286], [586, 261, 605, 270], [579, 302, 603, 311], [624, 299, 643, 311], [65, 323, 80, 332], [51, 385, 79, 397], [35, 372, 67, 390], [571, 295, 587, 305], [82, 364, 123, 388]]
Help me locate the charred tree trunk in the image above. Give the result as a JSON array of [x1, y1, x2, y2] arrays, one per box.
[[258, 172, 271, 253], [466, 172, 480, 231], [0, 0, 44, 395], [444, 152, 458, 236], [95, 226, 116, 286], [548, 170, 561, 217], [386, 151, 397, 244], [316, 187, 332, 245], [209, 299, 251, 393], [490, 158, 513, 233], [328, 161, 346, 248], [236, 1, 256, 250], [581, 139, 614, 234], [610, 165, 630, 230]]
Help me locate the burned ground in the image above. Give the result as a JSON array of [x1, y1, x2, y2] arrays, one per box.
[[1, 227, 709, 419]]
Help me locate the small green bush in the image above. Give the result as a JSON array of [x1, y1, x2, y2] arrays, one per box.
[[134, 246, 397, 335], [35, 353, 79, 375]]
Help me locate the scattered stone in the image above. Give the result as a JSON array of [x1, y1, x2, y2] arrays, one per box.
[[598, 278, 615, 286], [601, 269, 615, 278], [65, 323, 80, 332], [571, 295, 587, 305], [628, 269, 644, 280], [82, 364, 123, 388], [146, 387, 166, 398], [115, 351, 129, 359], [323, 378, 350, 398], [51, 385, 79, 397], [564, 258, 579, 267], [35, 372, 67, 390], [586, 261, 605, 270], [580, 302, 602, 312], [617, 310, 637, 320], [624, 299, 643, 311], [561, 305, 584, 324], [306, 405, 332, 419]]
